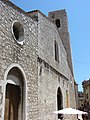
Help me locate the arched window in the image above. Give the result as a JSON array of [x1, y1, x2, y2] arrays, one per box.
[[54, 41, 59, 62], [55, 19, 61, 28], [4, 65, 26, 120], [57, 87, 63, 119]]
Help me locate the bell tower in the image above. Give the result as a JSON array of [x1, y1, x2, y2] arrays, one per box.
[[48, 9, 74, 76]]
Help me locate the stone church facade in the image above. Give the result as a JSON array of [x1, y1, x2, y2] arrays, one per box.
[[0, 0, 76, 120]]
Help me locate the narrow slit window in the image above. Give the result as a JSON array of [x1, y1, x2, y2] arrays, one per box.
[[54, 41, 59, 62]]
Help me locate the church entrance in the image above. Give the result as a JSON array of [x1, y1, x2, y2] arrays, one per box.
[[4, 66, 25, 120], [4, 83, 21, 120], [57, 87, 63, 119]]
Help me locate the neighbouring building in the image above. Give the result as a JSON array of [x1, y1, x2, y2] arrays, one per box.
[[78, 91, 84, 110], [78, 80, 90, 120], [82, 79, 90, 111], [0, 0, 77, 120]]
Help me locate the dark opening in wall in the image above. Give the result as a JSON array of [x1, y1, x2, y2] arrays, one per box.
[[57, 87, 63, 119], [55, 19, 61, 28], [4, 67, 25, 120], [13, 24, 19, 40], [12, 21, 24, 44], [54, 41, 59, 62]]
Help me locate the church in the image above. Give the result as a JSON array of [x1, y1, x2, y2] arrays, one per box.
[[0, 0, 77, 119]]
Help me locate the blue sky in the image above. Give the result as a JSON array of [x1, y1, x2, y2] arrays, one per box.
[[10, 0, 90, 91]]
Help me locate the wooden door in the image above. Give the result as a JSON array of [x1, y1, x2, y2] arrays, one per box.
[[4, 83, 21, 120]]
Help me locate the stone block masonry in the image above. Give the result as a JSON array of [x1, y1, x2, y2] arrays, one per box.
[[0, 0, 38, 120], [0, 0, 77, 120]]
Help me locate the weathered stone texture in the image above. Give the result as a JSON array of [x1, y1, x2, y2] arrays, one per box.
[[37, 12, 76, 119], [0, 0, 77, 120], [38, 12, 69, 78], [0, 1, 38, 120], [48, 10, 74, 76]]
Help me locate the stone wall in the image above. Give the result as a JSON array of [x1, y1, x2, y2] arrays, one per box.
[[38, 12, 69, 79], [37, 12, 76, 119], [48, 10, 74, 76], [38, 58, 69, 120], [0, 1, 38, 120], [0, 0, 76, 120]]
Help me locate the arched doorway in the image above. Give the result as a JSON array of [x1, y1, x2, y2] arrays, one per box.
[[57, 87, 63, 119], [4, 65, 26, 120]]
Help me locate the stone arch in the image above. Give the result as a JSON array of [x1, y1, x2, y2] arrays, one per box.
[[57, 87, 63, 119], [3, 63, 27, 120]]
